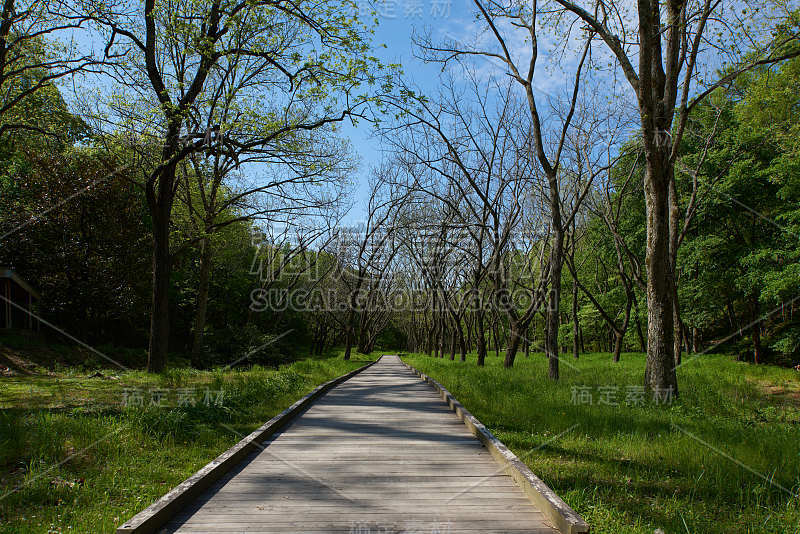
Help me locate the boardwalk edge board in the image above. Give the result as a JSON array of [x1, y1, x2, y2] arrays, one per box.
[[399, 357, 590, 534], [116, 356, 382, 534]]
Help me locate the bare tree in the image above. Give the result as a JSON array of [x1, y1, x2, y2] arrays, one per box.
[[326, 166, 405, 360], [414, 0, 598, 379], [385, 73, 540, 367], [396, 197, 475, 361]]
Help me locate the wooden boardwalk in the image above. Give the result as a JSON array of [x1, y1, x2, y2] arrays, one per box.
[[164, 356, 560, 533]]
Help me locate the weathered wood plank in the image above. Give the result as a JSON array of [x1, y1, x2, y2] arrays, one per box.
[[399, 358, 591, 534], [154, 356, 568, 533], [114, 358, 381, 534]]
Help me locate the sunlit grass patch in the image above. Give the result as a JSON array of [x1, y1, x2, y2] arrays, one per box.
[[0, 352, 378, 533], [403, 351, 800, 534]]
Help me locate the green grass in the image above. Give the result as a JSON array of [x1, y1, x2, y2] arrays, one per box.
[[0, 350, 377, 533], [403, 351, 800, 534]]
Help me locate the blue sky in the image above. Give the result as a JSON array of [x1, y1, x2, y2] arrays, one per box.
[[338, 0, 631, 224], [340, 0, 473, 223]]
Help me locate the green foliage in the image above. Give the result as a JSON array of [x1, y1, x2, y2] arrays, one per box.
[[0, 355, 374, 533], [404, 352, 800, 534], [570, 52, 800, 363], [0, 78, 338, 362], [673, 54, 800, 362]]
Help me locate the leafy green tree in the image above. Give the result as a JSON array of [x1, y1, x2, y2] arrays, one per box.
[[0, 124, 152, 349], [678, 56, 800, 363], [553, 0, 800, 395], [0, 0, 101, 138], [89, 0, 390, 371]]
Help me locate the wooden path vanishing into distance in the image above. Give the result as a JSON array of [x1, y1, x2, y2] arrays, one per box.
[[128, 355, 587, 534]]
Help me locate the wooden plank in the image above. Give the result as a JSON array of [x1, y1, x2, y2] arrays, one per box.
[[399, 358, 590, 534], [114, 358, 381, 534], [167, 529, 556, 534], [129, 356, 570, 534]]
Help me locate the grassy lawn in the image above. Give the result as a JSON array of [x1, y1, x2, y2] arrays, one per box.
[[403, 351, 800, 534], [0, 350, 376, 533]]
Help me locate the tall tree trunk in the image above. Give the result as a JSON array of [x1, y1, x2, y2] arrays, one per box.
[[752, 297, 762, 364], [672, 289, 683, 367], [313, 323, 328, 355], [437, 319, 445, 358], [631, 292, 646, 352], [465, 315, 473, 355], [546, 227, 564, 380], [428, 312, 439, 358], [357, 312, 370, 354], [504, 322, 522, 368], [572, 275, 580, 359], [492, 318, 500, 358], [457, 323, 466, 361], [669, 176, 683, 368], [191, 237, 213, 367], [683, 327, 690, 354], [635, 308, 646, 352], [343, 327, 353, 360], [543, 313, 549, 355], [476, 315, 487, 366], [612, 332, 623, 363], [147, 177, 175, 373], [753, 324, 761, 364], [148, 227, 171, 373], [725, 297, 738, 331], [613, 298, 633, 363], [643, 158, 678, 395]]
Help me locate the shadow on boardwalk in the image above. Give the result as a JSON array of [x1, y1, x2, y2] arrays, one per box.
[[164, 356, 560, 534]]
